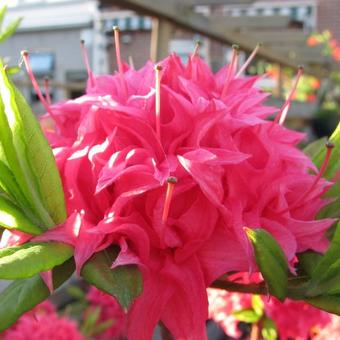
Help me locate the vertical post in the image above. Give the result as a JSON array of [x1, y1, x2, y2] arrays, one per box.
[[150, 18, 173, 62]]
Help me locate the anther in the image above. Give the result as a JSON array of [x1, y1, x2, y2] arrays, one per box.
[[221, 44, 240, 97], [236, 43, 262, 78], [155, 64, 162, 141], [192, 40, 202, 59], [80, 40, 95, 87], [162, 176, 178, 224]]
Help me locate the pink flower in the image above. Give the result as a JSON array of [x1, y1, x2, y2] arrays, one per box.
[[2, 301, 83, 340], [208, 288, 252, 337], [265, 298, 331, 340], [86, 287, 127, 339], [2, 43, 336, 339], [208, 290, 333, 340], [314, 314, 340, 340]]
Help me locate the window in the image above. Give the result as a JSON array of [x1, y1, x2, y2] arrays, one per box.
[[29, 53, 55, 77]]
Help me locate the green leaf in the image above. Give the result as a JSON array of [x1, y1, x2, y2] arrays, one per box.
[[232, 308, 261, 323], [0, 242, 73, 279], [251, 295, 264, 316], [0, 258, 75, 332], [81, 246, 142, 310], [313, 122, 340, 180], [0, 60, 66, 227], [297, 251, 322, 277], [262, 318, 277, 340], [303, 137, 327, 159], [0, 5, 7, 31], [245, 228, 288, 301], [0, 194, 42, 235], [305, 295, 340, 315], [306, 221, 340, 296], [0, 17, 22, 43]]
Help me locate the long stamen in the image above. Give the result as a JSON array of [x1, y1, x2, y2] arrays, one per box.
[[162, 176, 178, 224], [235, 43, 261, 78], [128, 55, 135, 70], [21, 51, 60, 119], [191, 40, 202, 60], [155, 64, 162, 141], [113, 26, 124, 74], [80, 40, 95, 87], [221, 44, 239, 97], [44, 76, 51, 105], [285, 141, 334, 212], [274, 66, 304, 125]]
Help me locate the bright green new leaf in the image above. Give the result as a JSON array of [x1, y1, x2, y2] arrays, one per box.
[[0, 17, 22, 43], [0, 258, 75, 331], [262, 318, 277, 340], [232, 308, 261, 323], [0, 242, 73, 279], [0, 5, 7, 31], [0, 60, 66, 227], [252, 295, 264, 317], [81, 247, 143, 310], [245, 228, 288, 301], [0, 194, 42, 235]]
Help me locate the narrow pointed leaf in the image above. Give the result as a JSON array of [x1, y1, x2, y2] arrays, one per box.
[[305, 295, 340, 315], [0, 61, 66, 226], [81, 247, 142, 310], [0, 5, 7, 31], [245, 228, 288, 301], [0, 242, 73, 279], [303, 137, 327, 159], [297, 251, 322, 277], [0, 17, 22, 43], [262, 318, 277, 340], [232, 309, 261, 323], [0, 194, 42, 234], [0, 258, 75, 332]]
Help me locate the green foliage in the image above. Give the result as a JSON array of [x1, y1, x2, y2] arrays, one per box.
[[0, 258, 74, 332], [245, 228, 288, 301], [81, 246, 143, 310], [0, 5, 21, 44], [232, 309, 262, 323], [0, 59, 66, 233], [251, 295, 264, 317], [0, 242, 73, 280], [262, 318, 278, 340]]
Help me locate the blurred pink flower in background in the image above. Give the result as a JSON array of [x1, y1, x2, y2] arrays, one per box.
[[86, 287, 127, 339], [2, 301, 83, 340]]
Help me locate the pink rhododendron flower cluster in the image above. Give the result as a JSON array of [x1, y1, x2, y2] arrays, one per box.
[[208, 289, 336, 339], [1, 301, 83, 340], [86, 287, 126, 339], [1, 45, 336, 338]]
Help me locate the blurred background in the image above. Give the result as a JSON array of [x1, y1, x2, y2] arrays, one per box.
[[1, 0, 340, 139]]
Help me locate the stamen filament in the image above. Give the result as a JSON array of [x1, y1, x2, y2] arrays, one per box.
[[236, 43, 261, 78], [128, 55, 135, 70], [162, 176, 177, 224], [44, 76, 52, 105], [221, 44, 239, 97], [191, 40, 202, 60], [285, 141, 334, 212], [155, 64, 162, 141], [21, 51, 62, 127], [274, 66, 304, 125], [113, 26, 124, 74], [80, 40, 95, 87]]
